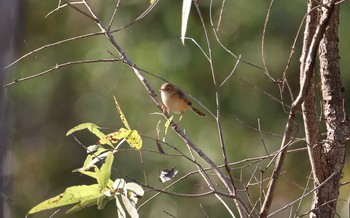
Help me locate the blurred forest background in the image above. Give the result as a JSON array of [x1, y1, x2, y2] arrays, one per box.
[[3, 0, 350, 217]]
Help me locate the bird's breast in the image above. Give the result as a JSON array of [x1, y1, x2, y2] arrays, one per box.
[[161, 92, 189, 114]]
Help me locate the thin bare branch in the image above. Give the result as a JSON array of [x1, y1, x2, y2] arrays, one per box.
[[268, 170, 340, 217], [261, 0, 276, 82], [4, 58, 121, 88], [194, 3, 246, 216], [107, 0, 122, 31], [219, 54, 241, 88], [4, 31, 104, 70], [45, 1, 83, 18]]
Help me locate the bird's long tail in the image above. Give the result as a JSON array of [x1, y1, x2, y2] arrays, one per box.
[[191, 107, 206, 117]]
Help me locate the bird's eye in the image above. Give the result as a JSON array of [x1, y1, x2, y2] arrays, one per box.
[[166, 87, 170, 91]]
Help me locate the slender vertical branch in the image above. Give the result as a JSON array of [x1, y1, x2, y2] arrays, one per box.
[[196, 2, 246, 216]]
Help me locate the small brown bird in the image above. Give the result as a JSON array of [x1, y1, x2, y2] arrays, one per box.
[[160, 83, 206, 123]]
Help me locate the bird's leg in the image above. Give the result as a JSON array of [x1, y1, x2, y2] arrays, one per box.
[[174, 113, 184, 127], [162, 105, 169, 115]]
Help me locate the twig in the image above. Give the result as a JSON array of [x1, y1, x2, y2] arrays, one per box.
[[187, 141, 236, 218], [4, 58, 121, 87], [261, 0, 276, 82], [257, 118, 271, 157], [110, 0, 160, 34], [183, 37, 209, 61], [268, 170, 340, 217], [138, 150, 148, 185], [215, 0, 226, 31], [163, 210, 177, 218], [294, 171, 313, 217], [237, 76, 296, 114], [4, 31, 104, 70], [107, 0, 122, 32], [219, 54, 241, 88], [45, 1, 83, 18], [194, 3, 246, 216], [63, 0, 97, 21]]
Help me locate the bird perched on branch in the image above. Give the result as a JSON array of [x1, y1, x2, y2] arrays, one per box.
[[160, 83, 206, 123]]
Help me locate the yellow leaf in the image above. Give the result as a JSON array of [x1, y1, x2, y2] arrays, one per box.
[[126, 130, 142, 150], [105, 130, 130, 144], [113, 95, 131, 130], [164, 116, 173, 135]]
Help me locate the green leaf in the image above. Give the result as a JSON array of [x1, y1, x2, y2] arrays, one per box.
[[80, 147, 109, 171], [181, 0, 192, 45], [98, 152, 114, 189], [74, 168, 114, 188], [66, 197, 100, 214], [66, 123, 114, 147], [82, 154, 93, 170], [66, 123, 102, 137], [28, 184, 101, 214], [85, 152, 110, 170], [75, 168, 98, 179], [113, 95, 131, 130], [96, 194, 112, 210]]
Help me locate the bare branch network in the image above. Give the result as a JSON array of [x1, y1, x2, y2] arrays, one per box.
[[4, 0, 350, 217]]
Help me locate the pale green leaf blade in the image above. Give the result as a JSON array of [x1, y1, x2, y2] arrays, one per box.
[[121, 194, 139, 218], [116, 196, 126, 218], [84, 151, 109, 170], [75, 167, 114, 188], [66, 197, 100, 214], [98, 152, 114, 189], [126, 183, 144, 198], [113, 95, 131, 130], [96, 194, 112, 210], [66, 123, 102, 138], [113, 179, 126, 191], [28, 184, 101, 214], [126, 182, 144, 204], [181, 0, 192, 45], [75, 168, 98, 180]]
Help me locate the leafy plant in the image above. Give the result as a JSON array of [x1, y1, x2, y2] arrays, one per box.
[[27, 96, 144, 217]]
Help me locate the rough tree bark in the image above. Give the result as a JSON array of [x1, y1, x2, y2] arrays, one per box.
[[302, 0, 348, 217], [313, 1, 348, 217]]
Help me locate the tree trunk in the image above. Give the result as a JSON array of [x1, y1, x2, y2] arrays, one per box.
[[303, 1, 349, 217]]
